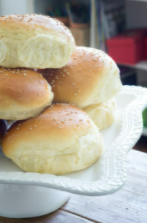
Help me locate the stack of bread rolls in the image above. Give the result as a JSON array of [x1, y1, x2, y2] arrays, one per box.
[[39, 47, 121, 130], [0, 14, 122, 175]]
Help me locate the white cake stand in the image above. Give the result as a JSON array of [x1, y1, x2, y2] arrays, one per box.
[[0, 86, 147, 218]]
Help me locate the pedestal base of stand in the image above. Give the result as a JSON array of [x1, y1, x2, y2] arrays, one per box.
[[0, 184, 70, 218]]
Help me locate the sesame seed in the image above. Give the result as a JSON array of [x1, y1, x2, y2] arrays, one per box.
[[30, 128, 33, 130]]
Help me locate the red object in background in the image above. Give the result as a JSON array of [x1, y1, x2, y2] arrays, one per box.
[[106, 31, 145, 65], [144, 37, 147, 60]]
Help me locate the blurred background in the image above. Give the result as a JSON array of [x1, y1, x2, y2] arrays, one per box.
[[0, 0, 147, 148]]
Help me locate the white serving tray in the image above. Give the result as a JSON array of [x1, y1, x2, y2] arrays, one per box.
[[0, 85, 147, 218]]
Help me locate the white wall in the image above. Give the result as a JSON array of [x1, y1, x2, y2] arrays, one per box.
[[0, 0, 35, 15]]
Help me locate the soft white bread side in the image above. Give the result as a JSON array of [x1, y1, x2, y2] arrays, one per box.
[[0, 14, 75, 68], [84, 99, 116, 130], [0, 120, 7, 143], [2, 104, 103, 175], [0, 67, 54, 120], [40, 47, 122, 108]]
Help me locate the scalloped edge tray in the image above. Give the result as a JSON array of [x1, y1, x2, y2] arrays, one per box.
[[0, 86, 147, 196]]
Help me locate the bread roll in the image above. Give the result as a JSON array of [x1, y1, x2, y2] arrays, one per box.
[[0, 14, 75, 68], [0, 67, 53, 120], [39, 47, 122, 108], [0, 120, 7, 143], [2, 104, 103, 175], [84, 99, 116, 130]]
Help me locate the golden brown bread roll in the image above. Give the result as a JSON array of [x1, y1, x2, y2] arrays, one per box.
[[0, 120, 7, 143], [84, 99, 116, 130], [0, 67, 53, 120], [0, 14, 75, 69], [2, 104, 103, 175], [39, 47, 122, 108]]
